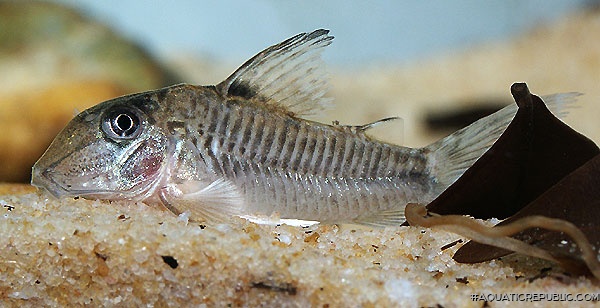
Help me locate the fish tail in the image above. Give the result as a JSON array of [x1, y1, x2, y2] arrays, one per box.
[[423, 92, 580, 197]]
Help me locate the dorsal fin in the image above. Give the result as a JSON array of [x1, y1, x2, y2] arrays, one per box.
[[216, 29, 334, 116]]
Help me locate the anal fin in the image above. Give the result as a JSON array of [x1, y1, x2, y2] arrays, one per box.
[[349, 209, 406, 227]]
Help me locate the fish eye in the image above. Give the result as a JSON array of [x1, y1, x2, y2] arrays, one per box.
[[102, 107, 143, 140]]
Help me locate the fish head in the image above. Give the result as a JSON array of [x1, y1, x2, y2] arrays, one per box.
[[32, 91, 169, 201]]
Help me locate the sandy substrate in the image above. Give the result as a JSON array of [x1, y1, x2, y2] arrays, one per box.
[[0, 184, 598, 307]]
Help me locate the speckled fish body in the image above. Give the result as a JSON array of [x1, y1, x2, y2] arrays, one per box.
[[31, 30, 574, 226]]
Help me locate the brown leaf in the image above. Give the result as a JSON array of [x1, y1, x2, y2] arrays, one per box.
[[425, 83, 599, 219]]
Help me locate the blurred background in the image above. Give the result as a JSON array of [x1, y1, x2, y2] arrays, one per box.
[[1, 0, 599, 182]]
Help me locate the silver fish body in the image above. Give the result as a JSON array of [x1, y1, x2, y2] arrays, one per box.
[[146, 84, 432, 223], [31, 29, 574, 226]]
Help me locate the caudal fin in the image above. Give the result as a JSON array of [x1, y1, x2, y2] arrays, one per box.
[[423, 92, 580, 197]]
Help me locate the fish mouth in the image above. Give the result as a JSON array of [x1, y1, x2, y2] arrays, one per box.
[[31, 169, 127, 200], [31, 168, 68, 198]]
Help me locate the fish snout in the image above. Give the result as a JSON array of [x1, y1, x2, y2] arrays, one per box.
[[31, 165, 70, 198]]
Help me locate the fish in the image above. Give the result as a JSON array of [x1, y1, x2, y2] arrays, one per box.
[[30, 29, 574, 226]]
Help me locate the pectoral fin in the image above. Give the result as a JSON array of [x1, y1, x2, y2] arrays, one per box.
[[160, 178, 244, 223]]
